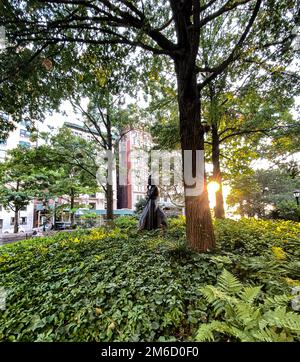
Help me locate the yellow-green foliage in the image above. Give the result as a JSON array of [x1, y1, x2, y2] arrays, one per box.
[[215, 218, 300, 253], [272, 246, 286, 260], [0, 217, 299, 342]]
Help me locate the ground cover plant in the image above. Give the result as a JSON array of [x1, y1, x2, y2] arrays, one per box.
[[0, 216, 299, 342]]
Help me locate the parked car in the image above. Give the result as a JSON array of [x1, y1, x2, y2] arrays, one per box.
[[32, 225, 51, 233], [32, 231, 44, 238], [54, 222, 72, 230]]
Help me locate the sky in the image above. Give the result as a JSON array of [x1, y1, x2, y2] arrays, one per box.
[[43, 101, 77, 131]]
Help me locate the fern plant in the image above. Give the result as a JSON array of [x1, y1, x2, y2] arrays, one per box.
[[196, 269, 300, 342]]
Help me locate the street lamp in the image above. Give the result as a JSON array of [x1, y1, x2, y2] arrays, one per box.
[[293, 190, 300, 206], [53, 197, 59, 229], [42, 201, 47, 232]]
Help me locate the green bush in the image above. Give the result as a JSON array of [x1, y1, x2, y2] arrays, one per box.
[[134, 198, 147, 215], [167, 215, 186, 240], [0, 217, 299, 342], [215, 217, 300, 256], [271, 200, 300, 222], [113, 216, 138, 230], [196, 269, 300, 342], [0, 226, 220, 341]]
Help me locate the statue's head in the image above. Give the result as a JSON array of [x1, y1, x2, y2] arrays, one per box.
[[148, 174, 153, 186]]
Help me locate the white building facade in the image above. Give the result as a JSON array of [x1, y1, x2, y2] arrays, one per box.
[[0, 115, 39, 233]]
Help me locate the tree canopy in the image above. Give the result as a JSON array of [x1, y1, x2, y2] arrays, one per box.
[[0, 147, 54, 232], [1, 0, 299, 251]]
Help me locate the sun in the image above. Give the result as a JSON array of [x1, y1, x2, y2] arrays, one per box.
[[207, 181, 220, 208], [208, 181, 220, 194]]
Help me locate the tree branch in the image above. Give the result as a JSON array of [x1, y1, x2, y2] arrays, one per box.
[[199, 0, 252, 28], [199, 0, 219, 12], [70, 100, 108, 149], [198, 0, 262, 91], [219, 124, 299, 143]]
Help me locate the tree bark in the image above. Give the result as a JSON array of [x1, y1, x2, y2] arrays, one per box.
[[211, 123, 225, 219], [175, 58, 215, 252], [13, 208, 19, 234], [106, 112, 114, 221], [239, 201, 245, 217], [70, 188, 75, 226], [106, 183, 114, 220]]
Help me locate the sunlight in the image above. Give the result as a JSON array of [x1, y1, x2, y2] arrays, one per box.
[[207, 181, 220, 208], [207, 181, 232, 216]]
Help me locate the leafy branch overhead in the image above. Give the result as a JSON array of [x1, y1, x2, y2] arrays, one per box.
[[1, 0, 297, 119]]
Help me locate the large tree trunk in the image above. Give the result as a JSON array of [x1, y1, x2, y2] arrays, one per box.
[[106, 183, 114, 220], [106, 113, 114, 221], [70, 189, 75, 226], [239, 201, 245, 217], [175, 59, 215, 252], [13, 208, 19, 234], [14, 181, 20, 233], [211, 124, 225, 219]]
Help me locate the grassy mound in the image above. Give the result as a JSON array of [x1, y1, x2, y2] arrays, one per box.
[[0, 217, 299, 342]]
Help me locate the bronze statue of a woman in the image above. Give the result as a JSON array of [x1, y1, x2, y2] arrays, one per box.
[[139, 175, 167, 230]]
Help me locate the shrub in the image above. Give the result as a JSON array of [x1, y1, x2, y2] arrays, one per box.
[[0, 226, 218, 341], [215, 217, 300, 256], [134, 198, 148, 215], [0, 217, 299, 342], [196, 269, 300, 342], [114, 216, 138, 230], [271, 200, 300, 222], [167, 215, 186, 240]]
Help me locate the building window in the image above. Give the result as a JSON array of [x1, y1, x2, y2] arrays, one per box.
[[10, 217, 14, 225], [19, 141, 31, 148], [136, 194, 143, 201], [0, 112, 9, 121], [0, 219, 3, 229], [134, 136, 139, 146], [0, 205, 2, 212], [20, 119, 32, 128], [20, 129, 31, 138], [20, 206, 27, 211], [89, 203, 96, 210], [20, 217, 27, 225]]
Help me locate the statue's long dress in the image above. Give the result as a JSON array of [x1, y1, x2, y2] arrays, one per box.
[[139, 185, 167, 230]]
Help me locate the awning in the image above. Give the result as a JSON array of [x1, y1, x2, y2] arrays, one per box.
[[35, 204, 55, 211], [75, 208, 134, 216]]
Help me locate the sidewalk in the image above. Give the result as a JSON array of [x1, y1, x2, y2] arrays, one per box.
[[0, 233, 34, 246], [0, 229, 81, 247], [0, 231, 56, 246]]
